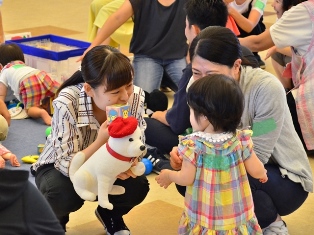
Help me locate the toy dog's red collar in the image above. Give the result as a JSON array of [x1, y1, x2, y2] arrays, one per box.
[[106, 143, 136, 163]]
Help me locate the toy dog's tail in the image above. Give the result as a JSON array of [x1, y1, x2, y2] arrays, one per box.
[[69, 152, 86, 181]]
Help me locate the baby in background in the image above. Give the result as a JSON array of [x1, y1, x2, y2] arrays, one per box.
[[0, 114, 20, 168], [0, 43, 59, 125], [156, 74, 267, 234]]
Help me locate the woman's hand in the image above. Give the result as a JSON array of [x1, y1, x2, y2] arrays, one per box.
[[116, 159, 139, 180], [96, 121, 110, 146], [117, 169, 136, 180], [169, 147, 183, 170], [265, 46, 277, 60], [76, 45, 93, 62]]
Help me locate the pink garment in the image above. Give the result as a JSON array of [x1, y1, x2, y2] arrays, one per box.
[[0, 144, 11, 156], [226, 15, 240, 36], [283, 0, 314, 150]]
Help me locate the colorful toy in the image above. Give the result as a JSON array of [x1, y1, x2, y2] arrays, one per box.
[[21, 155, 39, 164], [37, 144, 45, 154], [142, 158, 153, 175], [106, 104, 130, 124], [0, 115, 20, 168], [69, 116, 146, 210], [45, 126, 52, 137]]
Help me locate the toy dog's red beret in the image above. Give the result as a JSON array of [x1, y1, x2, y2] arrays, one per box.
[[108, 116, 138, 138]]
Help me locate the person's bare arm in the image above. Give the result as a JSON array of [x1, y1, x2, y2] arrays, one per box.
[[229, 7, 261, 33], [81, 121, 109, 159], [156, 157, 196, 188], [244, 150, 268, 183], [239, 29, 275, 52], [151, 110, 169, 126], [78, 0, 133, 61]]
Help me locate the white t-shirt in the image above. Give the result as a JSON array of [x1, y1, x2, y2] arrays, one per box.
[[229, 0, 267, 15], [0, 63, 38, 99], [270, 4, 312, 56]]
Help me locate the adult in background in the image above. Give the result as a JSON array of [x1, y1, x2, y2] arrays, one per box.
[[143, 0, 258, 173], [239, 0, 314, 152], [169, 26, 313, 235], [81, 0, 188, 94]]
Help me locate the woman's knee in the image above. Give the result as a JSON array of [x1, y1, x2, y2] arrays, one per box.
[[36, 168, 84, 214]]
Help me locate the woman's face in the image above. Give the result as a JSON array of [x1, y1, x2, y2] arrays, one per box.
[[87, 82, 134, 112], [191, 55, 237, 81], [271, 0, 284, 18]]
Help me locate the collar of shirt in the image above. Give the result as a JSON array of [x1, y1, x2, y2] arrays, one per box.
[[77, 85, 99, 130]]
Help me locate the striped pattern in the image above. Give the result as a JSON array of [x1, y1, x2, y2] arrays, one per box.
[[32, 84, 146, 177], [178, 130, 262, 234]]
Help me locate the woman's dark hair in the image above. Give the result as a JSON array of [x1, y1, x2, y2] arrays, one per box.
[[0, 43, 25, 65], [189, 26, 253, 68], [58, 45, 133, 93], [282, 0, 306, 11], [187, 74, 244, 133]]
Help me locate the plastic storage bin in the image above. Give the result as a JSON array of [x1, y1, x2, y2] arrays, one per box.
[[6, 34, 90, 84]]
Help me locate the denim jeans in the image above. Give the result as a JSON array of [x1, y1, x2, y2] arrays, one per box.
[[132, 55, 187, 93], [35, 164, 150, 228]]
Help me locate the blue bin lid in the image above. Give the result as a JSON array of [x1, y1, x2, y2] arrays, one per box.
[[6, 34, 91, 61]]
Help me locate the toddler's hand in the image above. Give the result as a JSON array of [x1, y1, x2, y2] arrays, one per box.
[[155, 169, 172, 189], [259, 169, 268, 183]]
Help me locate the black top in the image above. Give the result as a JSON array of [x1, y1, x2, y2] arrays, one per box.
[[129, 0, 188, 60]]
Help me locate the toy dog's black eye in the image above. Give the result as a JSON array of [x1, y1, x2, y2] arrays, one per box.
[[129, 138, 134, 142]]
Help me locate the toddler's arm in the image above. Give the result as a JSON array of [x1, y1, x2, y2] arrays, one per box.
[[244, 150, 268, 183], [155, 157, 196, 189]]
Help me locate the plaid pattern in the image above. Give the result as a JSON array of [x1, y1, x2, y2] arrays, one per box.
[[287, 0, 314, 150], [178, 130, 262, 234], [19, 71, 59, 109]]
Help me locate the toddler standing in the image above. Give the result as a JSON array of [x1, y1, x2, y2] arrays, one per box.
[[156, 74, 267, 234]]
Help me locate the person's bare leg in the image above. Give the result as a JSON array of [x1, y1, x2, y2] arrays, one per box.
[[0, 157, 5, 168], [2, 152, 20, 167], [271, 59, 292, 89], [27, 106, 52, 125]]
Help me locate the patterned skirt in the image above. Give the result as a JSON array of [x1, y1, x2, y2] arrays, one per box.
[[19, 71, 60, 109], [178, 212, 262, 235]]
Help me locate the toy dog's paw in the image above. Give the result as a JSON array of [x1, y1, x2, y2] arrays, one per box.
[[80, 191, 97, 202], [99, 201, 113, 210], [109, 185, 125, 195], [131, 162, 145, 176], [21, 155, 39, 164]]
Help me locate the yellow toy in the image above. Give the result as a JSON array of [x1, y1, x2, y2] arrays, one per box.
[[21, 155, 39, 164]]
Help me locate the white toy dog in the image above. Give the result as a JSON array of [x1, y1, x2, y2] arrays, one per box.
[[69, 116, 146, 210]]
